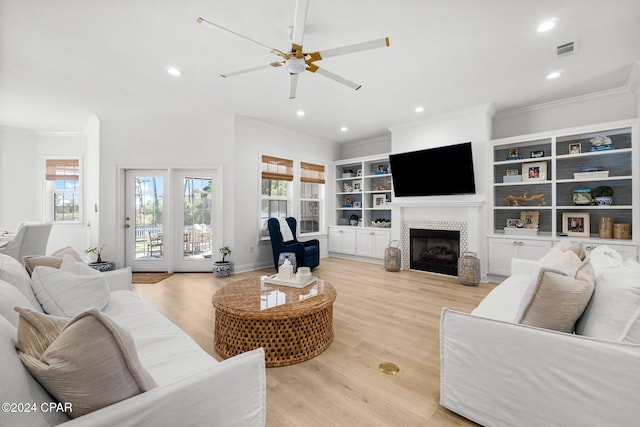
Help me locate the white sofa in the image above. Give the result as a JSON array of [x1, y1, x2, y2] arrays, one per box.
[[440, 243, 640, 426], [0, 253, 266, 426]]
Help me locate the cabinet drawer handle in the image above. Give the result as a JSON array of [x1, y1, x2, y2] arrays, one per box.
[[370, 232, 375, 235]]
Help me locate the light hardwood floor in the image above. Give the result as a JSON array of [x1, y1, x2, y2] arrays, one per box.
[[133, 257, 496, 426]]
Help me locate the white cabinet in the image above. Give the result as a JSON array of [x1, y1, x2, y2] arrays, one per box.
[[582, 242, 638, 261], [488, 237, 553, 276], [328, 226, 390, 259], [328, 227, 356, 254], [356, 229, 390, 258]]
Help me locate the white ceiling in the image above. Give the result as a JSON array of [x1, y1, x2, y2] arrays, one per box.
[[1, 0, 639, 143]]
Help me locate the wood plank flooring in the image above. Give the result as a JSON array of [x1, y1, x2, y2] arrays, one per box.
[[133, 257, 496, 427]]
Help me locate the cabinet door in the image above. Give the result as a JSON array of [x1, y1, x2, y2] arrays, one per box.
[[487, 239, 519, 276], [328, 227, 356, 254], [488, 238, 551, 276], [356, 229, 390, 258]]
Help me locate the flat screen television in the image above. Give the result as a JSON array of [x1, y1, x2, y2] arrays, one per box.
[[389, 142, 476, 197]]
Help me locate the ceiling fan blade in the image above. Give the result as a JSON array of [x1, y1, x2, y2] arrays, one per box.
[[289, 74, 299, 99], [313, 67, 361, 91], [290, 0, 309, 50], [220, 62, 283, 78], [309, 37, 390, 60], [197, 16, 279, 53]]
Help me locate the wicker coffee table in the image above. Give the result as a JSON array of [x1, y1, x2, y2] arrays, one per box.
[[212, 278, 336, 367]]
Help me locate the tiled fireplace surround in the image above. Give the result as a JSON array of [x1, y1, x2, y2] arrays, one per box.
[[394, 200, 485, 273]]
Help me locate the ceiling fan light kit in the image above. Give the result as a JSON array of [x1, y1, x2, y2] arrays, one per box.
[[198, 0, 389, 99]]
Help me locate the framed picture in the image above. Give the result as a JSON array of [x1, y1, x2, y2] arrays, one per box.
[[353, 181, 362, 191], [530, 150, 544, 158], [505, 169, 519, 176], [373, 194, 386, 206], [353, 201, 362, 208], [520, 211, 539, 229], [562, 212, 590, 237], [522, 161, 547, 181], [569, 143, 581, 155], [506, 218, 522, 228], [508, 148, 518, 157], [356, 169, 363, 177]]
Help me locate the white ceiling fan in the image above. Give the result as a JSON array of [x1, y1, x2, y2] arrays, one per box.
[[197, 0, 390, 99]]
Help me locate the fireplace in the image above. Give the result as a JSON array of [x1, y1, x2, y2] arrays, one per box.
[[410, 228, 460, 276]]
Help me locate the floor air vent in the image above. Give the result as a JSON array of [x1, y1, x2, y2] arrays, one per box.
[[556, 42, 576, 57]]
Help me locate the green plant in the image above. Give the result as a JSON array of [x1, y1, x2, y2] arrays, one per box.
[[591, 186, 614, 198], [218, 246, 231, 262], [349, 214, 359, 222], [85, 242, 105, 262]]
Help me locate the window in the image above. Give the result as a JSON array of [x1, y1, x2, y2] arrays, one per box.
[[299, 162, 325, 234], [45, 158, 81, 222], [260, 155, 293, 238]]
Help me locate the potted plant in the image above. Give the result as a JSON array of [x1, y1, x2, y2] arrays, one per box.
[[85, 242, 105, 263], [349, 214, 359, 226], [212, 246, 233, 278], [591, 186, 614, 205]]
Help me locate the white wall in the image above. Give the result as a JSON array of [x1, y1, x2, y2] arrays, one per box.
[[97, 114, 338, 272], [492, 89, 636, 139], [0, 127, 38, 232], [234, 116, 339, 271], [0, 127, 87, 255], [339, 134, 391, 159]]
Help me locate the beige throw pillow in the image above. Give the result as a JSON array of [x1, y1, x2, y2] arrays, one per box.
[[30, 266, 110, 317], [14, 307, 68, 357], [519, 264, 595, 333], [16, 307, 157, 418], [24, 256, 64, 275]]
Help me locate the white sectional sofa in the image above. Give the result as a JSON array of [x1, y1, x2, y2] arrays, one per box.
[[0, 252, 266, 427], [440, 242, 640, 426]]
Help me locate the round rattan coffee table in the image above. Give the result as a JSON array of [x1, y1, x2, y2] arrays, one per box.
[[212, 278, 336, 367]]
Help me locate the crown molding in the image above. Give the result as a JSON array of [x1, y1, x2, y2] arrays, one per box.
[[387, 103, 495, 132]]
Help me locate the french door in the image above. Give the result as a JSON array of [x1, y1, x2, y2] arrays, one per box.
[[124, 168, 220, 272]]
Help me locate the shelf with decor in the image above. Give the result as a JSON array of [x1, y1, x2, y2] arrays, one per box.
[[488, 119, 639, 276], [331, 154, 393, 261]]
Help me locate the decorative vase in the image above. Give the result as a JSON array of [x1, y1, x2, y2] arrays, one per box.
[[594, 196, 613, 206], [96, 255, 103, 263], [458, 252, 481, 286], [213, 261, 233, 278]]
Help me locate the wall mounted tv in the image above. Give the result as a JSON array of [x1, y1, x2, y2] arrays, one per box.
[[389, 142, 476, 197]]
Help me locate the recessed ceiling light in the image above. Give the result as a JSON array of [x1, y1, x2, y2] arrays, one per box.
[[340, 126, 348, 132], [167, 67, 182, 77], [415, 106, 425, 113], [546, 71, 562, 79], [537, 19, 556, 33], [296, 110, 305, 117]]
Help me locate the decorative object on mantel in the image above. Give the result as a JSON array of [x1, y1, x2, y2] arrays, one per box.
[[212, 246, 233, 278], [590, 136, 614, 151], [504, 192, 546, 206], [384, 240, 401, 272], [458, 251, 480, 286], [591, 185, 614, 206]]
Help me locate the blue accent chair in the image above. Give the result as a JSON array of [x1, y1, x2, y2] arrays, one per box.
[[267, 217, 320, 271]]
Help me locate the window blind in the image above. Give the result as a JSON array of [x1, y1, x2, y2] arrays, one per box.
[[46, 159, 79, 181], [261, 155, 293, 181], [300, 162, 325, 184]]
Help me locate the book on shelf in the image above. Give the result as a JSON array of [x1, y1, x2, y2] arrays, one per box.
[[573, 171, 609, 179]]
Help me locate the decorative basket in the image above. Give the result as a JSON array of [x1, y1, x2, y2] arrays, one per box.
[[614, 223, 631, 240], [384, 240, 401, 272], [458, 252, 480, 286], [599, 217, 614, 239]]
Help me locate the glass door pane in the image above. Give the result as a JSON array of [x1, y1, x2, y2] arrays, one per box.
[[135, 175, 164, 259], [182, 176, 212, 260]]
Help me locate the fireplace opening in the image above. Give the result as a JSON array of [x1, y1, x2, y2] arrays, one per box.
[[410, 229, 460, 276]]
